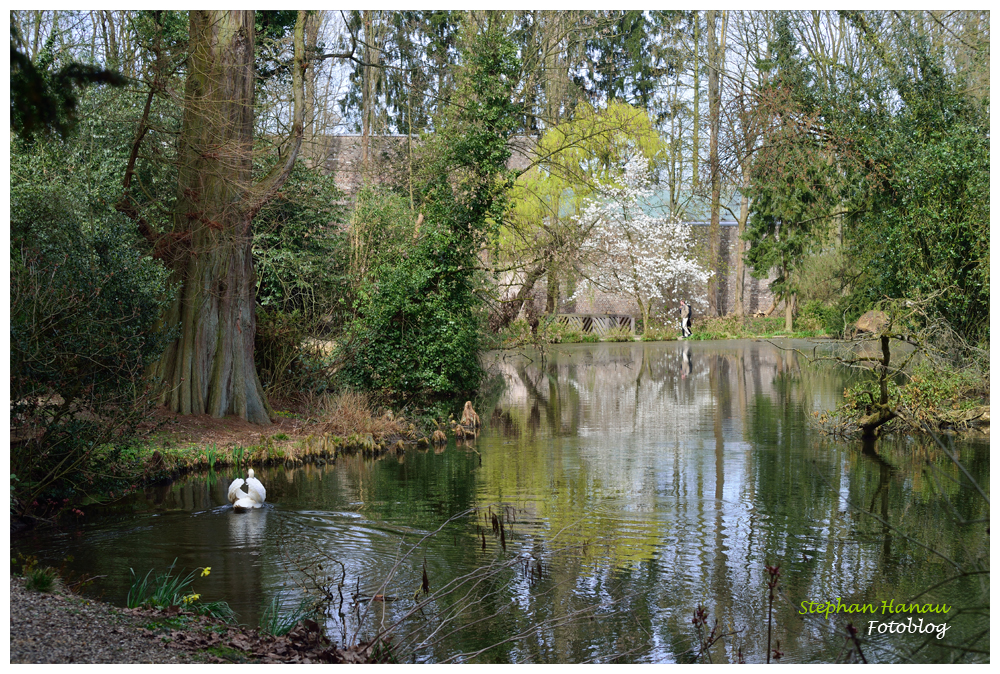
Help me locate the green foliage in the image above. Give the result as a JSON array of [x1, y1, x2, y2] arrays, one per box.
[[8, 83, 177, 515], [494, 317, 603, 347], [419, 28, 520, 241], [581, 11, 677, 112], [743, 118, 840, 301], [10, 27, 126, 141], [829, 296, 988, 435], [895, 362, 985, 423], [688, 315, 787, 341], [339, 238, 488, 397], [128, 560, 234, 621], [845, 85, 989, 344], [339, 10, 463, 134], [24, 566, 58, 593], [796, 300, 840, 336], [837, 359, 985, 434], [602, 326, 636, 343], [502, 101, 665, 276], [548, 320, 600, 344], [251, 161, 351, 397], [345, 185, 414, 286], [11, 189, 173, 400], [253, 162, 351, 319], [10, 171, 174, 514], [255, 307, 336, 397], [790, 245, 846, 306], [509, 101, 665, 225], [16, 555, 59, 593], [641, 323, 679, 342], [339, 27, 522, 402], [746, 14, 989, 345], [259, 596, 316, 636]]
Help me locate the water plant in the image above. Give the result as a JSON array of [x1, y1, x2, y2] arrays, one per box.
[[765, 564, 781, 663], [689, 605, 723, 663], [232, 445, 246, 470], [259, 595, 317, 636], [128, 560, 233, 621]]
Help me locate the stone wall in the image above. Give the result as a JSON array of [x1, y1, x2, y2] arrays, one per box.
[[304, 134, 537, 197]]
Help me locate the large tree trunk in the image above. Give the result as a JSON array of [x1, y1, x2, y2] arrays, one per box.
[[152, 10, 305, 424]]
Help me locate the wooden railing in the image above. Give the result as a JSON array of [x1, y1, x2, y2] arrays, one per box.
[[555, 313, 635, 336]]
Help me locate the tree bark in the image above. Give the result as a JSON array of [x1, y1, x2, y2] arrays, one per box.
[[545, 270, 559, 314], [691, 12, 700, 191], [784, 292, 795, 332], [706, 10, 726, 316], [860, 335, 897, 438], [303, 10, 320, 163], [489, 262, 548, 333], [152, 10, 305, 424], [734, 191, 748, 317], [360, 10, 384, 182]]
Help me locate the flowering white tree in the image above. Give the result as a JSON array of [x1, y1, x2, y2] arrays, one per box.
[[573, 152, 709, 329]]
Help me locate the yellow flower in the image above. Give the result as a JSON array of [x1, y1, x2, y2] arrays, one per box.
[[182, 593, 201, 605], [201, 567, 211, 577]]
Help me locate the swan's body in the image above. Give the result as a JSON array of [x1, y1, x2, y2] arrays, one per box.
[[228, 468, 266, 512]]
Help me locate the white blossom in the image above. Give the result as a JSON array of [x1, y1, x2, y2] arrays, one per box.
[[573, 152, 709, 326]]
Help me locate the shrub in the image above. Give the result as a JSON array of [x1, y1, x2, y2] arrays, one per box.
[[10, 187, 173, 515], [251, 162, 353, 399], [602, 326, 636, 342], [255, 307, 336, 399], [641, 323, 678, 341], [796, 299, 842, 335], [259, 596, 316, 636], [339, 28, 519, 403], [548, 319, 602, 343], [24, 566, 58, 593], [338, 239, 487, 399], [690, 315, 786, 340], [253, 161, 352, 324], [495, 317, 536, 347]]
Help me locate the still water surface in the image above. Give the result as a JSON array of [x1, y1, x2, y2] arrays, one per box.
[[13, 340, 989, 663]]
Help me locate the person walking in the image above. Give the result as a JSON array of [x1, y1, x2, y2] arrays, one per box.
[[679, 300, 692, 339]]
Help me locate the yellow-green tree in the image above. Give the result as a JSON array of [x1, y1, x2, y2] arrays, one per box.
[[493, 101, 666, 328]]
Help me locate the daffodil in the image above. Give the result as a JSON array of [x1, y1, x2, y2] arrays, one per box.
[[181, 593, 201, 605], [201, 567, 211, 577]]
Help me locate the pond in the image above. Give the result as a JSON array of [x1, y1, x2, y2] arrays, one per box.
[[13, 340, 989, 663]]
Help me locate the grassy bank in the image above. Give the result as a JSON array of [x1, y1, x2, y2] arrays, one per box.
[[494, 314, 830, 348], [11, 391, 480, 523], [128, 392, 484, 480]]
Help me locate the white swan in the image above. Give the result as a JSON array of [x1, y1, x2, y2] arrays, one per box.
[[228, 468, 266, 512]]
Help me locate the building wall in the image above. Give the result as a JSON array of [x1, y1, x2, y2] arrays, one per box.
[[306, 134, 537, 197]]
